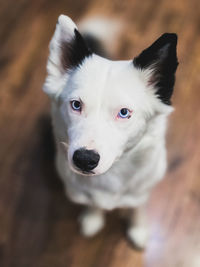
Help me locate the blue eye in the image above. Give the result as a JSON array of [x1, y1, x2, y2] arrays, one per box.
[[118, 108, 131, 119], [71, 100, 81, 111]]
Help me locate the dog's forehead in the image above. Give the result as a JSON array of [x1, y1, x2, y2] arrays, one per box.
[[68, 54, 145, 104], [75, 54, 131, 87]]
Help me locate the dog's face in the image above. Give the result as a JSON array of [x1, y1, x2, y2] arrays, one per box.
[[59, 57, 153, 175], [44, 15, 178, 176]]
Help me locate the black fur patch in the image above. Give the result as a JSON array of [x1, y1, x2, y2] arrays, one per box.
[[133, 33, 178, 105], [83, 33, 108, 57], [61, 29, 92, 71]]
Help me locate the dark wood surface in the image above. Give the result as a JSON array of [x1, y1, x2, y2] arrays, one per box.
[[0, 0, 200, 266]]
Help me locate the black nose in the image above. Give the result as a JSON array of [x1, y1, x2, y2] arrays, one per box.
[[73, 148, 100, 173]]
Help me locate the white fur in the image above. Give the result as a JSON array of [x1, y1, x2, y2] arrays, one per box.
[[127, 204, 149, 248], [51, 52, 172, 210], [43, 15, 173, 243], [127, 225, 149, 249], [43, 15, 77, 97], [79, 208, 105, 237]]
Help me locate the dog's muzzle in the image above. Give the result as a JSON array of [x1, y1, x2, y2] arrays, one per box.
[[72, 148, 100, 173]]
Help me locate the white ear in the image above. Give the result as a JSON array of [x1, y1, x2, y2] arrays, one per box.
[[43, 15, 78, 98], [48, 15, 78, 71]]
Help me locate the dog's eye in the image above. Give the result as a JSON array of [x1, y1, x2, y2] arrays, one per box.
[[118, 108, 131, 119], [71, 100, 81, 111]]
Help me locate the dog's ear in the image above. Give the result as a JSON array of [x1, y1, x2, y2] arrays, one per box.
[[133, 33, 178, 105], [43, 15, 92, 98]]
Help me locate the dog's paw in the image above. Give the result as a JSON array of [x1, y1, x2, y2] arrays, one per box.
[[127, 226, 149, 250], [79, 209, 105, 237]]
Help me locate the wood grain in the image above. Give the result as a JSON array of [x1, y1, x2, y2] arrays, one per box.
[[0, 0, 200, 266]]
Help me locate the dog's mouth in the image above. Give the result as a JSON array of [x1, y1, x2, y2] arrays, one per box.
[[70, 164, 96, 176]]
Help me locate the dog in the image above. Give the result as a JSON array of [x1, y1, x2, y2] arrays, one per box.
[[43, 14, 178, 249]]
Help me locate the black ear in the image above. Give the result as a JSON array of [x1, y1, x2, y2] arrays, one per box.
[[133, 33, 178, 105], [61, 29, 92, 70]]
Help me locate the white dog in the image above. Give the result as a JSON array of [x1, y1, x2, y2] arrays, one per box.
[[43, 15, 178, 249]]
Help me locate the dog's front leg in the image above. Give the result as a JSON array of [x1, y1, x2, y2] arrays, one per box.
[[79, 207, 105, 237], [127, 204, 149, 249]]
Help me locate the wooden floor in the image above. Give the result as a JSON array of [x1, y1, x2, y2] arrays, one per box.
[[1, 0, 200, 266]]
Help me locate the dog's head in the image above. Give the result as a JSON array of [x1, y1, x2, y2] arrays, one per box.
[[43, 15, 178, 176]]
